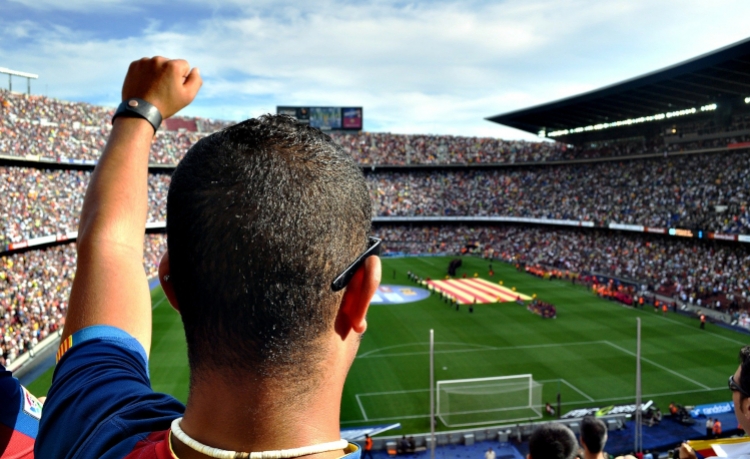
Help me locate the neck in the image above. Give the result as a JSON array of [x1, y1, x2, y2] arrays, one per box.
[[584, 452, 605, 459], [172, 340, 354, 459]]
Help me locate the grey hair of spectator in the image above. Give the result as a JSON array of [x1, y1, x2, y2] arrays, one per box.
[[528, 423, 578, 459], [580, 416, 608, 454]]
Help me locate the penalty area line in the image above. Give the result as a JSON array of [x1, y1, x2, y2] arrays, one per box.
[[355, 394, 369, 421], [603, 341, 710, 390]]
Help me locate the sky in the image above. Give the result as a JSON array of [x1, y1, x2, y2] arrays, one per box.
[[1, 0, 750, 139]]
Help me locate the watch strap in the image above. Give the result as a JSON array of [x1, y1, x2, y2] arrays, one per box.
[[112, 98, 162, 133]]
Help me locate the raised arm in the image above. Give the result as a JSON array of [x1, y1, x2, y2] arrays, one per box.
[[62, 57, 202, 355]]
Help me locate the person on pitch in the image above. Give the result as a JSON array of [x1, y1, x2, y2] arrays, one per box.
[[36, 57, 381, 459]]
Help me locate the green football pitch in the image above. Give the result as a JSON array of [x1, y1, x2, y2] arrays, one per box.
[[27, 256, 748, 434]]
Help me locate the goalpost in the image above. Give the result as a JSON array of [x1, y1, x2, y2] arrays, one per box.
[[436, 374, 543, 427]]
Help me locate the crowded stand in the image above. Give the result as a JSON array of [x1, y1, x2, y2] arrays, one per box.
[[373, 225, 750, 311], [0, 89, 222, 164], [368, 150, 750, 233], [0, 234, 167, 367], [3, 87, 750, 368], [0, 167, 170, 244], [4, 88, 750, 166]]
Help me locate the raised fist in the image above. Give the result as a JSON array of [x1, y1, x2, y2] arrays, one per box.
[[121, 56, 202, 119]]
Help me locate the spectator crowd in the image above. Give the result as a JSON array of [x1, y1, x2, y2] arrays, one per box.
[[0, 167, 170, 244], [368, 151, 750, 234], [0, 234, 166, 366], [4, 88, 750, 166], [3, 88, 750, 367], [3, 150, 750, 246]]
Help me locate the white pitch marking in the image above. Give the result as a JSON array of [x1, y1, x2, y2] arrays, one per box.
[[357, 341, 496, 359], [355, 394, 368, 421], [603, 341, 710, 390], [152, 295, 168, 310], [357, 340, 605, 359]]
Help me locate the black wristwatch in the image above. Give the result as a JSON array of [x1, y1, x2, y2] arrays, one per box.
[[112, 98, 163, 133]]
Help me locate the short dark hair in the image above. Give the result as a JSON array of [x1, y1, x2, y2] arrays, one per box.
[[580, 416, 607, 454], [167, 115, 371, 382], [529, 423, 578, 459], [738, 346, 750, 398]]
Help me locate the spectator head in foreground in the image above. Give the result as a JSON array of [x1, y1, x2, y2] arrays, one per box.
[[732, 345, 750, 432], [36, 57, 380, 459], [164, 114, 379, 381], [161, 118, 382, 454], [580, 416, 607, 459], [681, 344, 750, 459], [528, 423, 578, 459]]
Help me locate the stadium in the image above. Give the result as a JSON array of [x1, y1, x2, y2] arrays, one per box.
[[2, 33, 750, 459]]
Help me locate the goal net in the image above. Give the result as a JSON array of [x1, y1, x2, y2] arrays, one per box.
[[436, 375, 543, 427]]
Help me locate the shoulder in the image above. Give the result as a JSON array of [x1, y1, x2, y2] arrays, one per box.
[[36, 326, 184, 459]]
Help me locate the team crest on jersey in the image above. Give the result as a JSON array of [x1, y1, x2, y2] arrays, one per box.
[[22, 386, 43, 420]]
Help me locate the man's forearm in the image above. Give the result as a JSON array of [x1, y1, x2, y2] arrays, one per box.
[[77, 117, 153, 256], [63, 117, 154, 348], [61, 57, 201, 352]]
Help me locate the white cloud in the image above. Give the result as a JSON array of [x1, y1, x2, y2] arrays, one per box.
[[2, 0, 750, 138], [7, 0, 138, 12]]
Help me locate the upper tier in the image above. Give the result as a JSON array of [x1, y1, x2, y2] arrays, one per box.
[[4, 89, 749, 166]]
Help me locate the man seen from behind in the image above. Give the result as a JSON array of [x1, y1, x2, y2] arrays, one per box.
[[580, 416, 607, 459], [36, 57, 381, 459]]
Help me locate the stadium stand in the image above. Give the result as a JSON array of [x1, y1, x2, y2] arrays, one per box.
[[0, 234, 166, 366], [0, 167, 170, 244], [367, 151, 750, 233], [3, 85, 750, 368], [1, 41, 750, 457], [3, 87, 750, 166]]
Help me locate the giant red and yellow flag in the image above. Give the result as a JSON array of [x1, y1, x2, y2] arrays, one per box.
[[426, 278, 531, 304]]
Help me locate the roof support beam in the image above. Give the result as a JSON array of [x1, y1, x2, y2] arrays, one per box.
[[631, 88, 697, 106], [649, 83, 714, 100], [693, 73, 750, 89], [675, 78, 744, 96]]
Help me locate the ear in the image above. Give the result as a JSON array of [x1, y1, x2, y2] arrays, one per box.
[[158, 251, 180, 313], [335, 255, 381, 338], [742, 396, 750, 421]]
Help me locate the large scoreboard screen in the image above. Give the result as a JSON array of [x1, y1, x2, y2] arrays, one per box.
[[277, 106, 362, 131]]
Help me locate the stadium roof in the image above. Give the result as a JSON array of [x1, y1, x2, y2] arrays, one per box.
[[487, 37, 750, 143]]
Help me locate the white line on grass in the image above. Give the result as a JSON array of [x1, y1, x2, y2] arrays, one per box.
[[657, 315, 747, 346], [560, 379, 594, 401], [152, 295, 168, 310], [603, 341, 710, 390], [532, 379, 596, 402], [357, 340, 605, 359], [357, 341, 496, 358], [355, 395, 368, 421]]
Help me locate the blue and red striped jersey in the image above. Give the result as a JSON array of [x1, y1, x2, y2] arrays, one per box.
[[0, 364, 41, 458], [35, 325, 362, 459]]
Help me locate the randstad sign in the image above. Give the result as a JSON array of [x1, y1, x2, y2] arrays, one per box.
[[690, 402, 734, 418]]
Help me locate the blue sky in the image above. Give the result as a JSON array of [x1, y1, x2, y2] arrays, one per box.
[[2, 0, 750, 138]]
